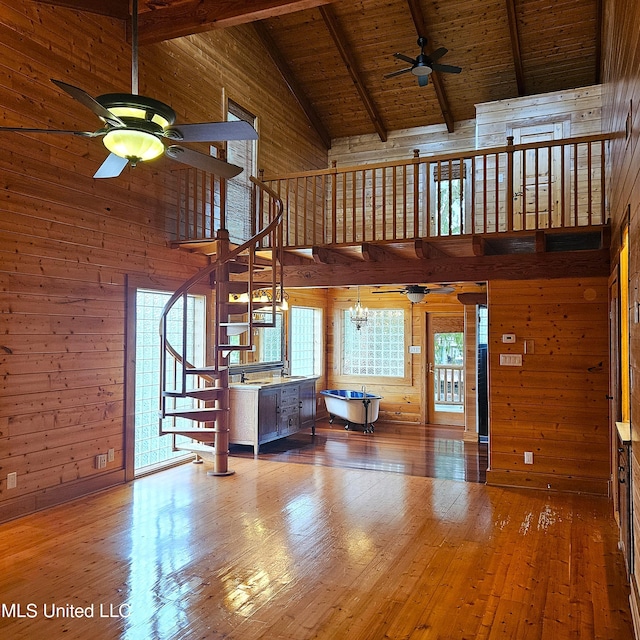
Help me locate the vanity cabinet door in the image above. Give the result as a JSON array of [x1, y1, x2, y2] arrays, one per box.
[[298, 380, 316, 431], [279, 384, 300, 436], [258, 387, 280, 441]]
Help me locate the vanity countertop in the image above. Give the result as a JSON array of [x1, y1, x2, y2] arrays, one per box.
[[230, 375, 319, 390]]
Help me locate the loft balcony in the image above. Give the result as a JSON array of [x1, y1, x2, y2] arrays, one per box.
[[171, 134, 612, 286]]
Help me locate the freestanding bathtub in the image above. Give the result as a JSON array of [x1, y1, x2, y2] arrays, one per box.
[[320, 389, 382, 433]]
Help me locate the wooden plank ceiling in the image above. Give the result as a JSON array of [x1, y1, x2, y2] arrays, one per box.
[[35, 0, 600, 145]]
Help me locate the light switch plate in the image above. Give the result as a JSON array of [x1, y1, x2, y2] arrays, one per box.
[[500, 353, 522, 366]]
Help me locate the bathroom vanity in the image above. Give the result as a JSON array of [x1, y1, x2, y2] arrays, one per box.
[[229, 376, 318, 453]]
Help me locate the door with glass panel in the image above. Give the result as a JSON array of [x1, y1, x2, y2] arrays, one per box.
[[427, 313, 465, 426]]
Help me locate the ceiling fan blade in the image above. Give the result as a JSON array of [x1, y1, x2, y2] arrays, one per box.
[[393, 52, 417, 65], [93, 153, 129, 179], [164, 120, 258, 143], [418, 75, 430, 87], [431, 63, 462, 74], [371, 290, 407, 294], [0, 126, 103, 137], [429, 47, 448, 62], [384, 67, 413, 79], [165, 145, 243, 178], [51, 79, 125, 128], [426, 287, 455, 294]]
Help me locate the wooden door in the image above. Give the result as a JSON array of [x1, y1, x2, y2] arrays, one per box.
[[511, 121, 567, 230], [426, 313, 465, 426]]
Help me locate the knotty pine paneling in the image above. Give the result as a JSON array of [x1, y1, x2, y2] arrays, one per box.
[[0, 0, 327, 522], [486, 277, 609, 495], [602, 0, 640, 623]]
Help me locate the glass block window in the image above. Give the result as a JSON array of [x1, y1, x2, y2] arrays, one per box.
[[342, 309, 404, 377], [290, 306, 322, 376], [258, 311, 283, 363], [135, 289, 205, 474]]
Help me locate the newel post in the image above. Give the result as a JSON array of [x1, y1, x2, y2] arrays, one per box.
[[506, 136, 514, 232], [219, 147, 228, 232], [413, 149, 421, 237], [331, 160, 338, 244]]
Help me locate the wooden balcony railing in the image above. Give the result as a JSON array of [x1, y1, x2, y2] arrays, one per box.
[[261, 133, 612, 249]]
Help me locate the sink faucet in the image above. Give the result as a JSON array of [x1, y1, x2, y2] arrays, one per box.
[[240, 370, 246, 383]]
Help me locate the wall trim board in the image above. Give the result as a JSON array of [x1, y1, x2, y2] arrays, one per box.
[[486, 469, 610, 496], [0, 469, 126, 525]]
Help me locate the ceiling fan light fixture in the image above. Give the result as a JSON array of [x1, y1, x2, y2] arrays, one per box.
[[103, 127, 164, 162], [411, 64, 432, 77], [96, 93, 177, 129], [406, 291, 426, 303]]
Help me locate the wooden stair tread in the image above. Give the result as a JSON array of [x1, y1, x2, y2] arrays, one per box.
[[175, 442, 216, 459], [163, 388, 223, 400], [186, 366, 227, 375], [161, 425, 218, 433], [164, 408, 228, 421]]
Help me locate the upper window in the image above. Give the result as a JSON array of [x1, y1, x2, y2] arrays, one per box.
[[341, 308, 405, 378], [430, 160, 469, 236]]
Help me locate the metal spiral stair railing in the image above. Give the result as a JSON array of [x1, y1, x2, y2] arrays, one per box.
[[158, 176, 284, 476]]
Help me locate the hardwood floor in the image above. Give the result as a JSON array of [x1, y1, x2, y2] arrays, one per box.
[[0, 423, 633, 640], [231, 420, 488, 483]]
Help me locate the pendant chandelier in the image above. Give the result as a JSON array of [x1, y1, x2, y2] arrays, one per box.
[[350, 287, 368, 330]]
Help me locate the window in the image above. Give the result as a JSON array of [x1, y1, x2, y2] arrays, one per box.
[[134, 289, 205, 474], [225, 99, 257, 244], [290, 306, 322, 376], [258, 312, 283, 363], [430, 160, 469, 236], [342, 308, 405, 378]]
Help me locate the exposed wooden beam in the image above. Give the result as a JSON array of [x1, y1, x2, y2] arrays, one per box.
[[32, 0, 129, 19], [505, 0, 526, 95], [361, 243, 397, 262], [457, 292, 487, 306], [472, 236, 487, 256], [137, 0, 334, 45], [405, 0, 455, 133], [319, 5, 387, 142], [266, 249, 611, 288], [253, 22, 331, 150], [595, 0, 602, 84], [414, 238, 450, 259], [312, 246, 357, 264]]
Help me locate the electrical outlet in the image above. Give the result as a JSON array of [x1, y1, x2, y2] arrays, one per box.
[[107, 448, 115, 463], [95, 454, 107, 470], [7, 472, 17, 490], [524, 451, 534, 464]]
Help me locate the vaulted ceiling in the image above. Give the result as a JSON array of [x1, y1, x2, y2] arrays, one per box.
[[36, 0, 601, 148]]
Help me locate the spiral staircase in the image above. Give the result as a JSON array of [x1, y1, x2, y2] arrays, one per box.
[[158, 176, 284, 476]]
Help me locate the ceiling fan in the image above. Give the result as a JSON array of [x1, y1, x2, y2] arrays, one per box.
[[384, 36, 462, 87], [372, 284, 455, 303], [0, 0, 255, 179]]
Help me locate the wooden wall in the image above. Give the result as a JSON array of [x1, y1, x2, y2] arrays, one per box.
[[0, 1, 327, 522], [486, 277, 610, 495], [475, 85, 603, 146], [601, 0, 640, 628]]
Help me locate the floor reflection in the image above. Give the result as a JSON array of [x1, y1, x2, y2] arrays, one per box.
[[230, 420, 488, 483]]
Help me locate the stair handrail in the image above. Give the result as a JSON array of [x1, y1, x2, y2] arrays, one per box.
[[159, 176, 284, 390]]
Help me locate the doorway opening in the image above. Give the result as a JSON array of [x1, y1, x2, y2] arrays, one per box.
[[427, 313, 465, 426]]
